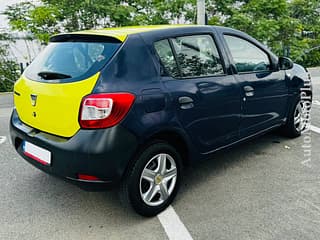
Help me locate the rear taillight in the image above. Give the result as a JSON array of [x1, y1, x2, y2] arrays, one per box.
[[79, 93, 135, 129]]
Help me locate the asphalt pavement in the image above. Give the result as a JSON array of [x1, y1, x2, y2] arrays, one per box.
[[0, 69, 319, 240]]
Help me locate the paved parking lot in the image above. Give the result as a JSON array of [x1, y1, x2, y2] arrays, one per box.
[[0, 68, 319, 240]]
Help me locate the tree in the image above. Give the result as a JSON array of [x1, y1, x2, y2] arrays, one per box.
[[289, 0, 320, 66], [0, 35, 19, 92], [4, 0, 195, 44], [4, 2, 61, 43], [4, 0, 320, 67], [206, 0, 320, 67]]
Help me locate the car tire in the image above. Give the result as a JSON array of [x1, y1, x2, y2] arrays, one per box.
[[119, 141, 182, 217], [281, 98, 310, 138]]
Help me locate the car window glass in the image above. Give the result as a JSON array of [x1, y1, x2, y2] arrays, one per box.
[[224, 35, 270, 73], [25, 41, 120, 81], [154, 39, 180, 78], [171, 35, 224, 78]]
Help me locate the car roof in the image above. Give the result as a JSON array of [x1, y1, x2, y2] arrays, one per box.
[[56, 25, 217, 42], [51, 25, 266, 53]]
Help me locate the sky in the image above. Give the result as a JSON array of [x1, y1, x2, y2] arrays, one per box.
[[0, 0, 22, 29]]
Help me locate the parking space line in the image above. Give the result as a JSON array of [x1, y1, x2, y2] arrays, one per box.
[[313, 100, 320, 106], [310, 125, 320, 134], [158, 205, 193, 240], [0, 136, 7, 145]]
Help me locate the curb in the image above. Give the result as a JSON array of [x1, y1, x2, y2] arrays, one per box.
[[307, 67, 320, 71]]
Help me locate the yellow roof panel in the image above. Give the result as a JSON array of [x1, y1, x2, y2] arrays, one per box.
[[72, 24, 197, 42]]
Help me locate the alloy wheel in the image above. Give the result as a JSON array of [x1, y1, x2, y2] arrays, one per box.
[[294, 100, 309, 132], [139, 153, 177, 207]]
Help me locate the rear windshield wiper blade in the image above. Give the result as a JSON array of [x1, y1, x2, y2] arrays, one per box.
[[38, 71, 72, 80]]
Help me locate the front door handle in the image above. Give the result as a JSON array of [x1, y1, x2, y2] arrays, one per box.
[[178, 96, 194, 109], [244, 85, 254, 97]]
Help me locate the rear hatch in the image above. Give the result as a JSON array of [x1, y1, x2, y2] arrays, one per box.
[[14, 35, 122, 138]]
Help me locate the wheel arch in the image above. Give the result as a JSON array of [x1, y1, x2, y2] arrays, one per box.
[[122, 128, 192, 181], [146, 130, 191, 167]]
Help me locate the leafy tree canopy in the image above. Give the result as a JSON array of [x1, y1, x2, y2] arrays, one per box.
[[0, 41, 19, 92], [3, 0, 320, 67]]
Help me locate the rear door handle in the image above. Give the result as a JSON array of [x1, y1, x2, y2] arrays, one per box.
[[244, 86, 254, 92], [244, 86, 254, 97], [178, 96, 194, 109]]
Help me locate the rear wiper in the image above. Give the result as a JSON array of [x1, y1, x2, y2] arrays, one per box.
[[38, 71, 72, 80]]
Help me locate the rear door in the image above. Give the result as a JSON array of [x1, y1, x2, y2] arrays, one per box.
[[222, 34, 289, 138], [154, 33, 241, 154]]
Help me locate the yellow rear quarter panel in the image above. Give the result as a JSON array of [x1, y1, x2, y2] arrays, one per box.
[[14, 73, 100, 138]]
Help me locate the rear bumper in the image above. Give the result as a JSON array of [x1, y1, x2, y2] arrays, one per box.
[[10, 109, 138, 190]]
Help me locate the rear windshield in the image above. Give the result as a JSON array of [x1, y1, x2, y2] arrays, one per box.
[[25, 39, 121, 82]]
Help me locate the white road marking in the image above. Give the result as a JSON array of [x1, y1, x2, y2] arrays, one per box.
[[310, 125, 320, 134], [313, 100, 320, 106], [0, 136, 7, 145], [157, 205, 193, 240]]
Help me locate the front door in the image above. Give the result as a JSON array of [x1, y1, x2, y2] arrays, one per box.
[[223, 34, 289, 138]]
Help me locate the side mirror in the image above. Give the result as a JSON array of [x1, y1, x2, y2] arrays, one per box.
[[279, 57, 294, 70]]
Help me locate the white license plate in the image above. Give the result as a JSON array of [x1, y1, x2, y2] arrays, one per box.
[[23, 141, 51, 166]]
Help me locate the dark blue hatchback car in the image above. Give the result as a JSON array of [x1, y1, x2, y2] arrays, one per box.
[[10, 25, 312, 216]]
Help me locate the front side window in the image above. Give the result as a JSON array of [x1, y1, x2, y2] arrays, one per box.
[[224, 35, 270, 73], [25, 40, 121, 82], [154, 35, 224, 78]]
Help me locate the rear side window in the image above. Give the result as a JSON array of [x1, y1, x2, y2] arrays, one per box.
[[224, 35, 270, 73], [25, 39, 121, 82], [171, 35, 224, 78], [154, 35, 224, 79], [154, 40, 180, 78]]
